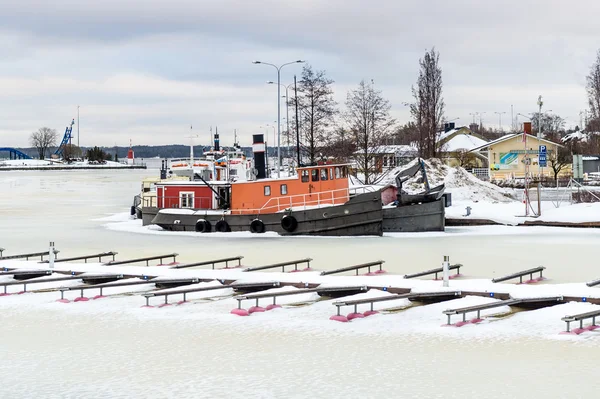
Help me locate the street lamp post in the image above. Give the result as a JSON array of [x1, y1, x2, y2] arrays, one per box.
[[267, 81, 294, 160], [494, 111, 506, 131], [253, 60, 304, 178], [77, 105, 80, 148]]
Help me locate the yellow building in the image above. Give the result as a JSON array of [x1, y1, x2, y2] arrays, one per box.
[[469, 132, 566, 180]]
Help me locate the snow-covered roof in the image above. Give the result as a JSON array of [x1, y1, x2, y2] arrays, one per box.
[[353, 144, 418, 156], [469, 133, 564, 152], [562, 131, 600, 143], [438, 127, 463, 142], [442, 134, 489, 152]]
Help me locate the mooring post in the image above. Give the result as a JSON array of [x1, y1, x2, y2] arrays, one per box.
[[462, 313, 466, 322], [23, 283, 27, 293], [80, 289, 84, 298], [442, 256, 450, 288], [164, 296, 168, 305], [255, 298, 259, 307], [48, 241, 55, 269], [237, 299, 242, 309], [99, 287, 103, 297], [336, 305, 341, 316], [145, 296, 150, 307], [60, 290, 64, 300], [520, 276, 523, 284], [272, 297, 276, 305], [565, 321, 570, 332], [580, 320, 583, 329], [183, 293, 187, 302], [593, 316, 596, 326], [447, 314, 451, 325]]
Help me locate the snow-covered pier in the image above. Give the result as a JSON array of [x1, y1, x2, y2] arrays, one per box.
[[2, 248, 600, 337]]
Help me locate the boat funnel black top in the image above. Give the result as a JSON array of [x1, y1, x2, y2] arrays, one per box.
[[252, 134, 266, 179], [214, 127, 220, 151]]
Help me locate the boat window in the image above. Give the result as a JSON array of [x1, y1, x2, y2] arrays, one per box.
[[311, 169, 319, 181], [320, 168, 328, 181], [329, 168, 334, 180], [341, 167, 347, 177], [179, 192, 194, 209], [335, 167, 341, 179], [301, 170, 309, 182], [280, 184, 288, 195], [264, 185, 271, 196]]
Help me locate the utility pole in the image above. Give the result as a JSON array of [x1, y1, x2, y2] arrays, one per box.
[[294, 75, 301, 168]]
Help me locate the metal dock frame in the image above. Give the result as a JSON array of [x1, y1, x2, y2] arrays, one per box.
[[491, 266, 545, 283], [244, 258, 313, 273], [171, 256, 244, 270], [320, 261, 385, 276]]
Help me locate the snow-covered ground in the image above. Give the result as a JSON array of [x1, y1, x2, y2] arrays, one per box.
[[0, 159, 131, 168], [355, 159, 600, 225]]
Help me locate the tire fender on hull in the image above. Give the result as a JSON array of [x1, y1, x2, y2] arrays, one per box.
[[281, 215, 298, 232], [250, 219, 265, 234], [195, 219, 212, 233], [215, 220, 231, 232]]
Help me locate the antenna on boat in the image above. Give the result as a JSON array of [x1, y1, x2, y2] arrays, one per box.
[[185, 125, 198, 169]]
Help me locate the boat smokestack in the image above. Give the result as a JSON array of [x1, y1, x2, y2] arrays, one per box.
[[252, 134, 266, 179], [214, 127, 220, 151]]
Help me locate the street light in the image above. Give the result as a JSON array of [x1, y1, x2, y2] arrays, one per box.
[[253, 60, 305, 177], [267, 81, 295, 159], [494, 111, 506, 131], [77, 105, 80, 148]]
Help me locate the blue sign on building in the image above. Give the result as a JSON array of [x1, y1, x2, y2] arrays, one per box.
[[539, 145, 547, 167]]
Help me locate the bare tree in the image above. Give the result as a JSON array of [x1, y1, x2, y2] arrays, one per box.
[[30, 127, 58, 159], [587, 50, 600, 121], [450, 149, 477, 169], [62, 144, 82, 163], [549, 146, 572, 183], [410, 48, 445, 158], [289, 65, 337, 164], [321, 127, 356, 162], [531, 112, 565, 137], [345, 80, 395, 185]]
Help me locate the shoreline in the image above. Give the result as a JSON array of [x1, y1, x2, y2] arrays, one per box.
[[446, 217, 600, 228]]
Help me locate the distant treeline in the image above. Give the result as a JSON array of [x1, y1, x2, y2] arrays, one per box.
[[13, 144, 294, 159]]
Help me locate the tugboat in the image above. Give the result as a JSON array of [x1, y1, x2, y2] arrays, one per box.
[[149, 134, 384, 236]]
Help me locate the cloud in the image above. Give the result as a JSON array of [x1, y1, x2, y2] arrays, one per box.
[[0, 0, 599, 147]]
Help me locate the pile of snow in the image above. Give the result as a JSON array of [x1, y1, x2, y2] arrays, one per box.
[[383, 158, 515, 203]]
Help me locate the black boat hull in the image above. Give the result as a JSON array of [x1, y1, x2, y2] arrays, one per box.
[[150, 192, 384, 236]]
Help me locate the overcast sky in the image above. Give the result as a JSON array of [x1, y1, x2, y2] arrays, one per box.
[[1, 0, 599, 148]]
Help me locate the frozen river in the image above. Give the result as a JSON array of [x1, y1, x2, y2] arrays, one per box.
[[1, 170, 599, 398]]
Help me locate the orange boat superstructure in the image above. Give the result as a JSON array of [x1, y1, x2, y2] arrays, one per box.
[[156, 163, 351, 215]]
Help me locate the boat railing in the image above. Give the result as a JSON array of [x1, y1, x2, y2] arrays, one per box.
[[229, 188, 351, 215]]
